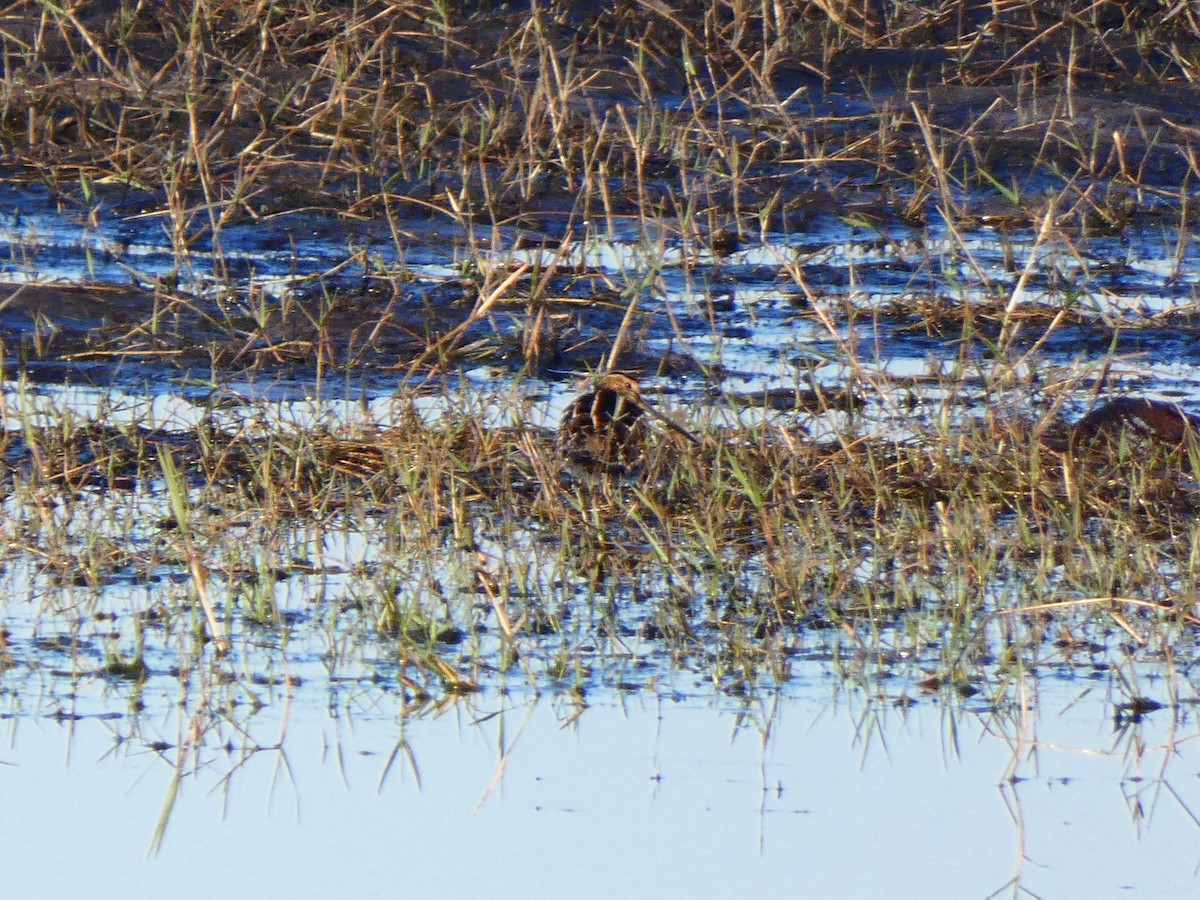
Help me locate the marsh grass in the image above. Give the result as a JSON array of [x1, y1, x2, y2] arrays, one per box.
[[0, 2, 1194, 413], [2, 1, 1199, 272], [2, 357, 1199, 860], [0, 3, 1196, 850], [0, 359, 1196, 706]]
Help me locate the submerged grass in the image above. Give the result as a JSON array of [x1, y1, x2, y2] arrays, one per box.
[[0, 5, 1195, 849], [0, 361, 1197, 710]]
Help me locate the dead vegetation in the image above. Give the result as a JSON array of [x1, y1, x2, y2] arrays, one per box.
[[0, 0, 1195, 723]]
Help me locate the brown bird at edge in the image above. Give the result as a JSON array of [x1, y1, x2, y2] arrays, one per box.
[[556, 372, 699, 475], [1070, 397, 1200, 448], [1039, 396, 1200, 454]]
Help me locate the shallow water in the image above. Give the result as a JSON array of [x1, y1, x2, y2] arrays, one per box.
[[2, 673, 1198, 900], [4, 172, 1200, 413], [1, 170, 1200, 899]]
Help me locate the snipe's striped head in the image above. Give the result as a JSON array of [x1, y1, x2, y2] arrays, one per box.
[[556, 372, 697, 475]]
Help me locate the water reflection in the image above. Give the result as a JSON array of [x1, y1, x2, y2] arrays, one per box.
[[1, 177, 1199, 900], [0, 664, 1197, 899]]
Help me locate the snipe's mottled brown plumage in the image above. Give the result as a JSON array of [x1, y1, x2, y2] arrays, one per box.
[[1071, 397, 1200, 449], [556, 373, 697, 474], [1040, 397, 1200, 454]]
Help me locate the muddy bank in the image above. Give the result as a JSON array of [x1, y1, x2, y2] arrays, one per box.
[[0, 1, 1195, 412]]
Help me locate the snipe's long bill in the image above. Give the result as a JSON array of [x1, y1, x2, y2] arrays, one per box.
[[556, 373, 698, 474]]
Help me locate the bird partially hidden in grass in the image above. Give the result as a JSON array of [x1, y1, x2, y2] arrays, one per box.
[[1034, 395, 1200, 478], [556, 372, 699, 475], [1068, 397, 1200, 450]]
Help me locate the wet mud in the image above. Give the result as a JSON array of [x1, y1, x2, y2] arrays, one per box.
[[0, 1, 1196, 418]]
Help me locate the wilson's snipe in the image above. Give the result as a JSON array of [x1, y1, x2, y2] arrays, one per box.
[[556, 372, 697, 474], [1070, 397, 1200, 448]]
